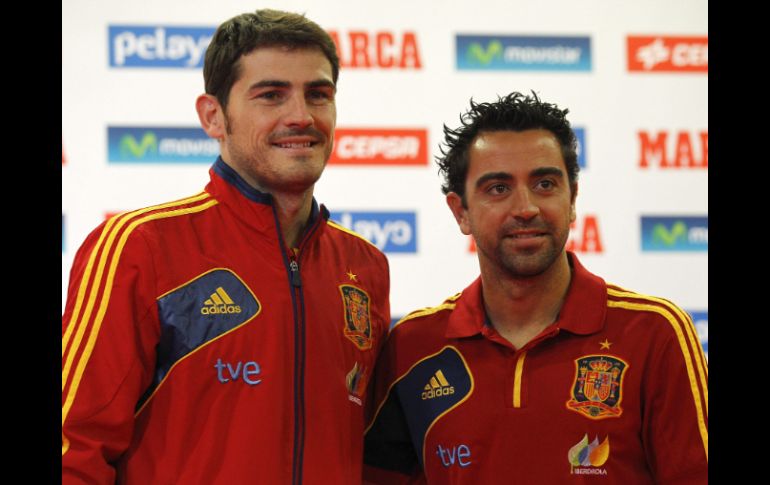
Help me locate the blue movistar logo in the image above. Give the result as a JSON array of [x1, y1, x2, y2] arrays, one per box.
[[641, 216, 708, 251], [109, 25, 215, 68], [574, 127, 587, 169], [457, 35, 591, 71], [108, 127, 218, 163]]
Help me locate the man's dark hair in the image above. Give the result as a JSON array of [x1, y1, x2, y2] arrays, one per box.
[[437, 91, 579, 204], [203, 9, 340, 110]]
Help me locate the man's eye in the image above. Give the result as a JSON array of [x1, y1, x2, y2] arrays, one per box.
[[257, 91, 282, 101], [488, 184, 508, 194], [308, 90, 334, 102], [537, 180, 555, 190]]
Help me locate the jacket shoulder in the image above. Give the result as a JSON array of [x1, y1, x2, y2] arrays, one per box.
[[325, 219, 388, 260], [389, 292, 462, 338]]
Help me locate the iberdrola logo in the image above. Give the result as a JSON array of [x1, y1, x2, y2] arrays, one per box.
[[568, 434, 609, 475]]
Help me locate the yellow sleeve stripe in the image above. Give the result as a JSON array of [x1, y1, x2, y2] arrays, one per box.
[[606, 296, 708, 461], [62, 192, 211, 386], [61, 195, 218, 451], [62, 191, 210, 358], [607, 286, 708, 392], [391, 302, 457, 331], [390, 293, 461, 332], [608, 285, 708, 373], [326, 220, 379, 250]]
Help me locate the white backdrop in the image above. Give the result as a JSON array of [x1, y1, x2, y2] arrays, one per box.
[[62, 0, 708, 353]]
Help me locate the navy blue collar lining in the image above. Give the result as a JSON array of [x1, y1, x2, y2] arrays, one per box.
[[213, 157, 273, 204], [213, 156, 326, 229]]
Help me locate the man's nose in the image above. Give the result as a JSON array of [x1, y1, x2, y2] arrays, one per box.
[[510, 189, 539, 220], [283, 93, 314, 128]]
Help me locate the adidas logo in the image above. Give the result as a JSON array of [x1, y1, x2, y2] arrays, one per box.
[[421, 369, 455, 400], [200, 287, 242, 315]]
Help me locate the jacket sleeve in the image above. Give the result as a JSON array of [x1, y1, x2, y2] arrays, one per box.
[[61, 220, 160, 484], [363, 326, 424, 484], [641, 305, 708, 484]]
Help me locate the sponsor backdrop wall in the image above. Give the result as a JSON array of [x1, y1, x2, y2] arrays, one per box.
[[62, 0, 708, 355]]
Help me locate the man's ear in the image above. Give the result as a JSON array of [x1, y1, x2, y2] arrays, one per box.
[[196, 94, 226, 140], [446, 192, 471, 235], [570, 182, 578, 223]]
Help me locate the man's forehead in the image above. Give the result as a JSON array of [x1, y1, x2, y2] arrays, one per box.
[[234, 45, 334, 85]]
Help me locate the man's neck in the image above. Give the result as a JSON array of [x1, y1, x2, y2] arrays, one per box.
[[480, 253, 572, 350], [271, 190, 314, 249]]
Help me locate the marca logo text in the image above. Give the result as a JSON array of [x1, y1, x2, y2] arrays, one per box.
[[329, 30, 422, 69], [329, 128, 428, 165], [331, 211, 417, 253], [641, 216, 708, 252], [109, 25, 215, 68], [627, 36, 708, 72], [108, 127, 218, 163], [457, 35, 591, 71], [638, 130, 708, 169]]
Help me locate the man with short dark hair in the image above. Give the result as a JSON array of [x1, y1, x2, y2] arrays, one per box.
[[62, 10, 390, 484], [363, 92, 707, 484]]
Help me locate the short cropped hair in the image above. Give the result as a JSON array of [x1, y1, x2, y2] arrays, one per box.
[[203, 9, 339, 109], [437, 91, 579, 203]]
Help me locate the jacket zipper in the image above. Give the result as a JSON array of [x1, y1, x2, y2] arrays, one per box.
[[288, 252, 305, 485], [274, 206, 324, 485]]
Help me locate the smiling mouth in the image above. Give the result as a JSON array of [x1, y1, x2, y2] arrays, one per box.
[[274, 141, 316, 149], [507, 232, 546, 239]]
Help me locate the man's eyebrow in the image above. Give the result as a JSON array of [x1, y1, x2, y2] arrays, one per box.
[[247, 79, 336, 92], [306, 79, 336, 91], [247, 80, 290, 91], [475, 172, 512, 189], [530, 167, 565, 178]]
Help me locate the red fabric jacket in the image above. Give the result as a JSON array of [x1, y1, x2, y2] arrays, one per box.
[[364, 253, 707, 484], [62, 158, 391, 484]]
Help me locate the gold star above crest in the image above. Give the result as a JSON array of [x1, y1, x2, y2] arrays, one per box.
[[600, 339, 612, 350], [346, 270, 358, 282]]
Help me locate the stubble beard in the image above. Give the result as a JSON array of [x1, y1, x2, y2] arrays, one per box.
[[479, 223, 570, 279], [223, 115, 332, 193]]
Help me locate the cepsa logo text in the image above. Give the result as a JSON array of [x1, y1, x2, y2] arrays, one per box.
[[641, 216, 708, 252], [328, 30, 422, 69], [108, 127, 217, 163], [109, 25, 215, 68], [468, 214, 603, 253], [328, 129, 428, 166], [330, 211, 417, 253], [687, 310, 708, 359], [627, 36, 707, 73], [638, 130, 707, 169], [456, 35, 591, 71]]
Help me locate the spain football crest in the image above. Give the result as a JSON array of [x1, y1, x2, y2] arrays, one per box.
[[566, 355, 628, 420], [339, 284, 373, 350]]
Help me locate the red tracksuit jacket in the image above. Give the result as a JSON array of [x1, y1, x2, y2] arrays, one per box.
[[62, 158, 391, 484]]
